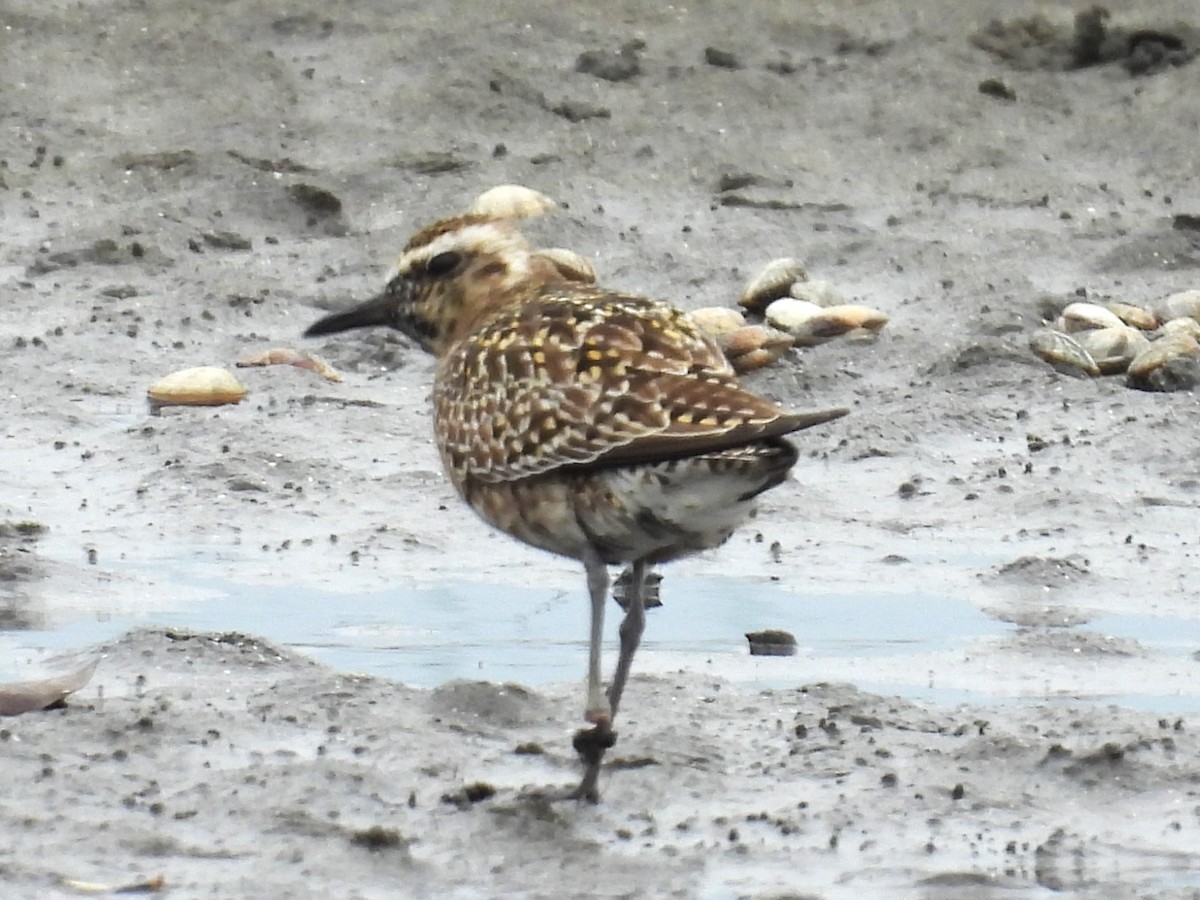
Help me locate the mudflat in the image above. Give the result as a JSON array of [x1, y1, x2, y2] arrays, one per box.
[[3, 1, 1199, 896]]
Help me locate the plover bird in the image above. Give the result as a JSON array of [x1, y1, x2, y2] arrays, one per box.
[[305, 197, 847, 801]]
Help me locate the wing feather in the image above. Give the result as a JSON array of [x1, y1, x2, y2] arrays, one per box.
[[435, 286, 843, 484]]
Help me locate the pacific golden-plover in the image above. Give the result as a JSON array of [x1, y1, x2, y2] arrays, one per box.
[[305, 200, 847, 801]]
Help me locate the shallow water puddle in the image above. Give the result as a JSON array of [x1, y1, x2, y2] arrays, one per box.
[[3, 567, 1200, 712]]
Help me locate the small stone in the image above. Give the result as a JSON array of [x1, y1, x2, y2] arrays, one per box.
[[746, 629, 797, 657], [704, 47, 742, 69]]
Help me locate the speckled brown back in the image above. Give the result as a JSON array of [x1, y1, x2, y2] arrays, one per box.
[[434, 285, 804, 487]]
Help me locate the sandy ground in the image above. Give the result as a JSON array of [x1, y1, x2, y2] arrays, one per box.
[[3, 0, 1200, 896]]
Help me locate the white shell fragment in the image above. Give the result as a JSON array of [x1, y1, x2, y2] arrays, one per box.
[[789, 278, 850, 308], [147, 366, 247, 408], [687, 306, 746, 338], [236, 348, 344, 382], [1057, 302, 1124, 333], [1029, 329, 1099, 376], [1079, 326, 1150, 375], [1154, 289, 1200, 324], [532, 247, 597, 284], [466, 184, 556, 221], [767, 299, 889, 347], [1105, 302, 1158, 331], [738, 257, 808, 313]]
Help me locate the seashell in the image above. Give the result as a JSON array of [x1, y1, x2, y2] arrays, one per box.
[[0, 660, 97, 716], [718, 323, 793, 357], [1079, 326, 1150, 375], [738, 257, 808, 314], [466, 184, 556, 221], [236, 348, 344, 382], [147, 366, 247, 408], [1126, 332, 1200, 390], [789, 278, 850, 308], [1154, 289, 1200, 324], [1028, 329, 1099, 376], [1058, 302, 1124, 333], [727, 347, 781, 374], [1159, 316, 1200, 341], [1105, 302, 1158, 331], [830, 305, 889, 333], [767, 299, 888, 347], [687, 306, 746, 339], [764, 297, 823, 333], [532, 247, 596, 284], [718, 324, 793, 372]]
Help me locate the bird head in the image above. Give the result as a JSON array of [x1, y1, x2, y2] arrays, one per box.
[[304, 215, 547, 356]]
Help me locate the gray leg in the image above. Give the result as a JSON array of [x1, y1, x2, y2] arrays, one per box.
[[606, 558, 647, 719], [581, 544, 610, 725], [573, 557, 647, 802]]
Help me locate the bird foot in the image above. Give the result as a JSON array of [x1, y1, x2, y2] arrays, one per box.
[[614, 567, 663, 610], [575, 724, 618, 801], [516, 783, 600, 805]]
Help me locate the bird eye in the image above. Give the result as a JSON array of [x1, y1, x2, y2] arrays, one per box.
[[425, 251, 462, 277]]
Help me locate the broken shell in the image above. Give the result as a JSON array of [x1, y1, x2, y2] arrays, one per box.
[[1029, 329, 1099, 376], [1154, 289, 1200, 324], [466, 184, 556, 221], [1126, 333, 1200, 389], [1057, 302, 1124, 333], [147, 366, 247, 407], [236, 348, 344, 382], [738, 257, 808, 314], [1079, 326, 1150, 375], [532, 247, 597, 284], [687, 306, 746, 339], [1105, 302, 1158, 331], [1159, 316, 1200, 341], [789, 278, 850, 308], [767, 299, 888, 347]]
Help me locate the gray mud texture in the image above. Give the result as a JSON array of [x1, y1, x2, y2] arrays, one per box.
[[3, 1, 1200, 897]]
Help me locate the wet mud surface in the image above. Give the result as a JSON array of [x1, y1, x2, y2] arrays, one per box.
[[3, 0, 1200, 896]]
